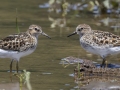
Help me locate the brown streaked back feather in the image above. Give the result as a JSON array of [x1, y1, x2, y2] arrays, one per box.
[[81, 30, 120, 47], [0, 32, 37, 52], [92, 30, 120, 46]]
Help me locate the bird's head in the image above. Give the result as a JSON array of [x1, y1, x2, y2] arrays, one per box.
[[27, 24, 51, 39], [67, 24, 91, 37]]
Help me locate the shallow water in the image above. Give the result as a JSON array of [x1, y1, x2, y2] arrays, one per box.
[[0, 0, 120, 90]]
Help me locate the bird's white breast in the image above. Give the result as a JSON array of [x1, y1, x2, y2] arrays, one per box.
[[108, 46, 120, 55], [0, 48, 36, 61], [80, 40, 120, 58]]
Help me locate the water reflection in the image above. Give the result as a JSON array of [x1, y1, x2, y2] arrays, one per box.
[[61, 56, 120, 89], [0, 82, 28, 90], [80, 81, 120, 90]]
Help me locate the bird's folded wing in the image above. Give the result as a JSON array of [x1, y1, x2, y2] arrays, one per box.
[[0, 33, 33, 52], [91, 30, 120, 47]]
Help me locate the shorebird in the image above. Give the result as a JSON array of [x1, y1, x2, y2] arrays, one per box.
[[68, 24, 120, 67], [0, 24, 51, 73]]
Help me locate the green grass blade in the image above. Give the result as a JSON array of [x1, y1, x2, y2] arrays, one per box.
[[16, 8, 20, 33]]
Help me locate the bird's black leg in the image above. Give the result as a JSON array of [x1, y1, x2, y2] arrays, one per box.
[[10, 59, 13, 81], [16, 61, 19, 73], [10, 59, 13, 73], [101, 58, 106, 67]]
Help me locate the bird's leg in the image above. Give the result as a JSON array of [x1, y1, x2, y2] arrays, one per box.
[[105, 60, 108, 68], [10, 59, 13, 81], [101, 58, 106, 67], [10, 59, 13, 73], [16, 61, 19, 73]]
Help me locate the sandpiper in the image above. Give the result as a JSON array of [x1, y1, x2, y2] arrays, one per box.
[[68, 24, 120, 67], [0, 24, 51, 73]]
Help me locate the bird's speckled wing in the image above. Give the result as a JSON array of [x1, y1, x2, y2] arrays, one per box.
[[92, 30, 120, 47], [81, 30, 120, 47], [0, 33, 36, 52]]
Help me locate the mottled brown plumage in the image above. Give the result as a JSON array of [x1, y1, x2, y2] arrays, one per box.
[[0, 33, 37, 52], [68, 24, 120, 67], [92, 30, 120, 47], [81, 30, 120, 48], [0, 24, 50, 73]]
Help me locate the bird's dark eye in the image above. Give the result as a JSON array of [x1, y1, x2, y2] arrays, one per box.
[[35, 28, 38, 30], [78, 28, 84, 31], [78, 29, 81, 31], [35, 28, 40, 32]]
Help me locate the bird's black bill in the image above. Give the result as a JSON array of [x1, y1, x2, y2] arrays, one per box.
[[46, 35, 51, 39], [67, 32, 77, 37], [42, 32, 51, 39]]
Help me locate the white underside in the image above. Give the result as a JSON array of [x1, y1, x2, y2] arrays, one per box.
[[0, 49, 35, 61], [80, 43, 120, 58]]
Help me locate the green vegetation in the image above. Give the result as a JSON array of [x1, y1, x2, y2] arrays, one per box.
[[16, 8, 20, 33]]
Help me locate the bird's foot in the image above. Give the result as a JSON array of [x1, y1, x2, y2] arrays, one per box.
[[101, 60, 108, 68]]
